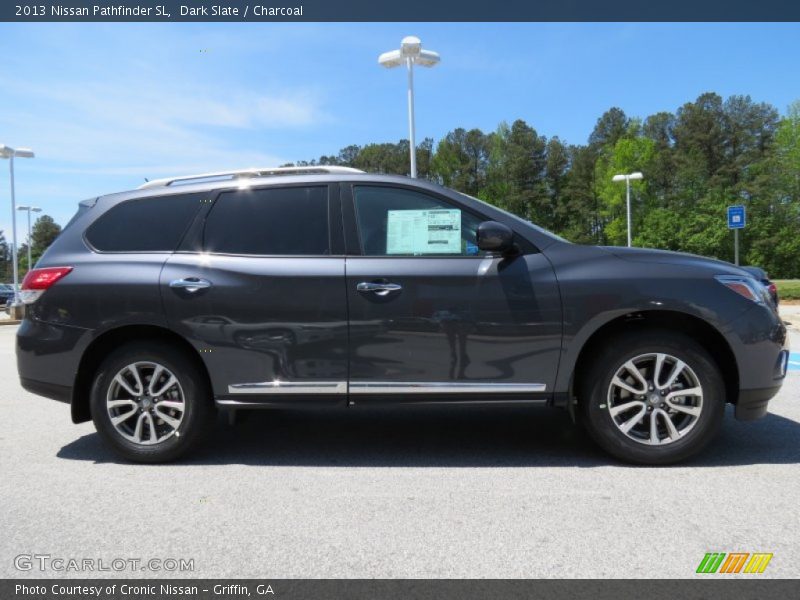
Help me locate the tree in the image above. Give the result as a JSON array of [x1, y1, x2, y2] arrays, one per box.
[[431, 128, 489, 194], [289, 93, 800, 277], [561, 144, 602, 243], [502, 119, 549, 222], [745, 101, 800, 276], [32, 215, 62, 251], [595, 136, 656, 246], [643, 112, 676, 202], [19, 215, 63, 274], [545, 137, 570, 232], [0, 230, 8, 282], [589, 107, 629, 149], [772, 100, 800, 202]]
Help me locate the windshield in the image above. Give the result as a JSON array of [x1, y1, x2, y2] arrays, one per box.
[[457, 192, 571, 244]]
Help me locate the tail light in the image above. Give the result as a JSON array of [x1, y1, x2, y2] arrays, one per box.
[[768, 283, 778, 297], [19, 267, 73, 304]]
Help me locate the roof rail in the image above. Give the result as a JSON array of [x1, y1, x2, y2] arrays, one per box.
[[138, 166, 365, 189]]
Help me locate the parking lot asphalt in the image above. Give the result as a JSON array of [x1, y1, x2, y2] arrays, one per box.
[[1, 321, 798, 579]]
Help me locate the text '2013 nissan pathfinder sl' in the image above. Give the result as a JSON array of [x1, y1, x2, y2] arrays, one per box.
[[16, 167, 789, 464]]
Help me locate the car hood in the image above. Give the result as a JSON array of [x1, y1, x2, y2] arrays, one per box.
[[599, 246, 751, 277]]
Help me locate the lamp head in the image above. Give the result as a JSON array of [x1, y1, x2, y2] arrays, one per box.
[[612, 172, 644, 182], [378, 49, 403, 68], [400, 36, 422, 57], [415, 49, 441, 67], [0, 145, 34, 159], [379, 36, 440, 68]]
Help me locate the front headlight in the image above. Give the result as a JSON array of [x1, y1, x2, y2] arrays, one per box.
[[715, 275, 770, 305]]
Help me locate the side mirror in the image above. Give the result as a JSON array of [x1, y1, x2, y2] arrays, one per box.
[[476, 221, 514, 254]]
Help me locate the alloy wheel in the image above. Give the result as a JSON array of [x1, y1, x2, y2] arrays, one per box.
[[106, 361, 186, 445], [606, 353, 703, 446]]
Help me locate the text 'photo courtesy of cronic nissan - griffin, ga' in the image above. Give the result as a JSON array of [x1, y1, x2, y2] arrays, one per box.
[[15, 166, 788, 464]]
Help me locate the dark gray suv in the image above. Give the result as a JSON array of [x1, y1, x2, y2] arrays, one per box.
[[16, 167, 789, 464]]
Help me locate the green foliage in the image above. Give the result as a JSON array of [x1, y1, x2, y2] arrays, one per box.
[[295, 92, 800, 277], [15, 215, 63, 278], [0, 229, 9, 282], [775, 280, 800, 301], [31, 214, 62, 251]]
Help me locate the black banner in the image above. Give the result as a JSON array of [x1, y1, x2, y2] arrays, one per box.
[[4, 579, 800, 600], [3, 0, 800, 22]]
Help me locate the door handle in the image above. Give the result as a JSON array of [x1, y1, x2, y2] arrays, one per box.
[[170, 277, 212, 293], [356, 281, 402, 296]]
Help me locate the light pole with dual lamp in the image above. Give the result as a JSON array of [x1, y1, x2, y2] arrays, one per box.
[[612, 171, 644, 247], [17, 205, 42, 273], [378, 36, 441, 178], [1, 144, 35, 306]]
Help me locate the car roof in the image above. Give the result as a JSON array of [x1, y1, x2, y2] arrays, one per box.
[[99, 170, 453, 203], [137, 166, 365, 189]]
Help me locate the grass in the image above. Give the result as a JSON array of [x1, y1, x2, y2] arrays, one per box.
[[775, 280, 800, 301]]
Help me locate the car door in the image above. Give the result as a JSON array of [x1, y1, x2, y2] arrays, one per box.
[[160, 182, 349, 406], [343, 183, 562, 404]]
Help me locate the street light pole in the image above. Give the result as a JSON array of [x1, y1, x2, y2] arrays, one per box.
[[10, 153, 18, 294], [612, 172, 644, 247], [379, 36, 440, 178], [406, 56, 417, 178], [1, 144, 35, 306], [17, 205, 42, 271], [625, 178, 632, 247]]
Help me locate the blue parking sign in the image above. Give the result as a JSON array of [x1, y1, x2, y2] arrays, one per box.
[[727, 205, 746, 229]]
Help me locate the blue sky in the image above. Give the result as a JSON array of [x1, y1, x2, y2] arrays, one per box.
[[0, 22, 798, 240]]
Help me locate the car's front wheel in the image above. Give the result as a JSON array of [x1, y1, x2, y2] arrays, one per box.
[[580, 330, 725, 465], [90, 341, 215, 463]]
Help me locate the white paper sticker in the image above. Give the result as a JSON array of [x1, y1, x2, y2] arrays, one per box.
[[386, 209, 461, 255]]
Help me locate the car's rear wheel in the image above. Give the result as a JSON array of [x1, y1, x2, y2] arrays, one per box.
[[580, 330, 725, 465], [90, 341, 215, 463]]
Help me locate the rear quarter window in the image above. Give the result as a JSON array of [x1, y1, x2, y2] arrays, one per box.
[[85, 193, 204, 252]]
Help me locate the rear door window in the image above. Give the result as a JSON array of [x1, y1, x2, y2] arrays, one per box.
[[202, 186, 330, 256]]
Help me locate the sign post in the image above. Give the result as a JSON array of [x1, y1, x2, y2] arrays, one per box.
[[727, 205, 746, 265]]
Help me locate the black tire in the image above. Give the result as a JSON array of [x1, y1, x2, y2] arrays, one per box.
[[579, 330, 725, 465], [90, 341, 215, 463]]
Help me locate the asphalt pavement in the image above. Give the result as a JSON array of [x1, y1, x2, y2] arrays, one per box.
[[1, 320, 798, 579]]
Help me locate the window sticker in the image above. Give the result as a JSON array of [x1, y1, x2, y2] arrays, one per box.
[[386, 209, 461, 255]]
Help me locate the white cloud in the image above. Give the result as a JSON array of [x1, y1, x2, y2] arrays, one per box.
[[0, 75, 325, 168], [0, 24, 342, 234]]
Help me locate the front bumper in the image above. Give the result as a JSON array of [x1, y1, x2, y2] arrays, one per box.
[[725, 303, 788, 421], [735, 384, 784, 421]]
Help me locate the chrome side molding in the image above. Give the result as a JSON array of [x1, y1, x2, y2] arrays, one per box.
[[228, 381, 347, 394], [228, 381, 547, 394], [227, 381, 546, 395], [349, 382, 547, 394]]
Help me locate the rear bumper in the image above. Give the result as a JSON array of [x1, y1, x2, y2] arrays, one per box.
[[16, 318, 90, 409], [20, 377, 71, 404]]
